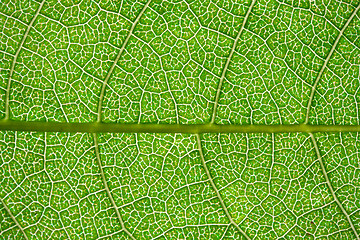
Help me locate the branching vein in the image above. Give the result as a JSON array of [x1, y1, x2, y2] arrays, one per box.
[[93, 133, 136, 240], [196, 134, 251, 240], [0, 198, 28, 240], [305, 3, 360, 124], [310, 133, 359, 240], [210, 0, 257, 124], [96, 0, 151, 122], [4, 0, 45, 120]]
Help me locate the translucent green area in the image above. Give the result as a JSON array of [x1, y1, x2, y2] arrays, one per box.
[[1, 0, 358, 124], [1, 131, 359, 239], [0, 0, 360, 239]]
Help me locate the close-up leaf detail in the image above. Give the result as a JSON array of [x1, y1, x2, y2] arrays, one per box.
[[0, 0, 360, 239]]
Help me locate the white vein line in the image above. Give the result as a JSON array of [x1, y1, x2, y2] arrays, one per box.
[[4, 0, 45, 120], [304, 3, 360, 124], [96, 0, 151, 122], [131, 34, 180, 123], [309, 133, 359, 239], [210, 0, 257, 124], [0, 12, 28, 29], [93, 133, 136, 240], [195, 134, 251, 240], [0, 198, 28, 240]]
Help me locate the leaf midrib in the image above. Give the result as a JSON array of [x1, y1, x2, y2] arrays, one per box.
[[1, 120, 360, 133]]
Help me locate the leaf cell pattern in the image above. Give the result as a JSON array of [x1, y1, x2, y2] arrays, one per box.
[[0, 0, 360, 239]]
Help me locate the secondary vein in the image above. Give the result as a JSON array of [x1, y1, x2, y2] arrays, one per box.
[[304, 3, 360, 124], [4, 0, 46, 120], [0, 198, 29, 240], [310, 133, 359, 239], [93, 133, 136, 240], [210, 0, 257, 124], [196, 134, 251, 240], [96, 0, 151, 122]]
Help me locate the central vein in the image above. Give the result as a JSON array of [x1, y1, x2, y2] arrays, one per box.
[[0, 120, 360, 133]]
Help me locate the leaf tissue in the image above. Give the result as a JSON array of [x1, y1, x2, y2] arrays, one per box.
[[0, 0, 360, 239]]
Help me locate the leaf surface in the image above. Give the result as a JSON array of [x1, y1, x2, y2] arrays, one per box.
[[0, 0, 360, 239]]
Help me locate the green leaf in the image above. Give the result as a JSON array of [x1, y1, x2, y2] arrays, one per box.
[[0, 0, 359, 239]]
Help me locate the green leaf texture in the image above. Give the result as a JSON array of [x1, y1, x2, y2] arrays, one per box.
[[0, 0, 360, 239]]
